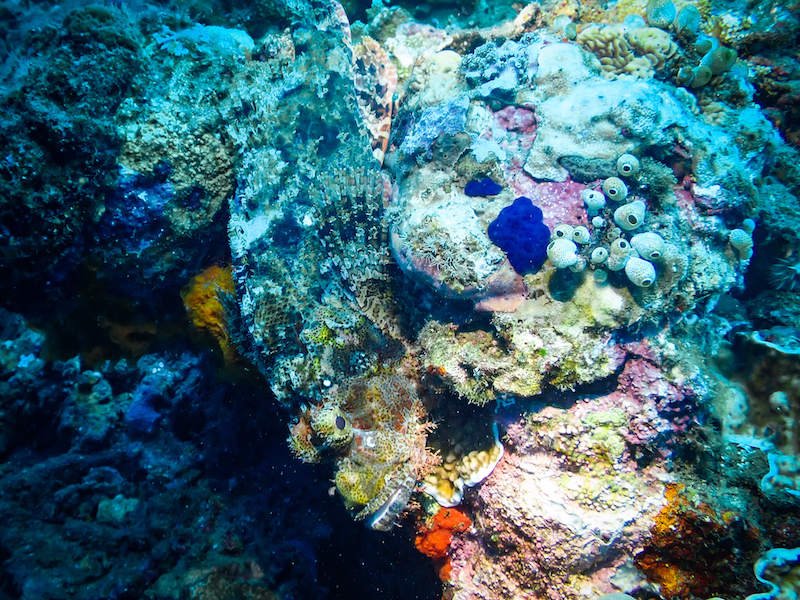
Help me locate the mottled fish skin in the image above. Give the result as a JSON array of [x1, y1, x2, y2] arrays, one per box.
[[353, 37, 397, 165]]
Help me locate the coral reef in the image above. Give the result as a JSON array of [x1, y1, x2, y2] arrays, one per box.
[[2, 0, 800, 598], [0, 310, 299, 597], [438, 332, 788, 598], [444, 403, 671, 597], [0, 308, 439, 598], [0, 5, 143, 308], [635, 483, 760, 598]]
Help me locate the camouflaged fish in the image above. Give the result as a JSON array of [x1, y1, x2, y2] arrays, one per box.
[[354, 36, 397, 164]]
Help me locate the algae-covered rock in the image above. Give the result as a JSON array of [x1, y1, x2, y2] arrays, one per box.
[[420, 276, 632, 404], [0, 5, 143, 309]]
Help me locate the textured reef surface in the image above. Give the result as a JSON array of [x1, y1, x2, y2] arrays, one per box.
[[1, 0, 800, 598]]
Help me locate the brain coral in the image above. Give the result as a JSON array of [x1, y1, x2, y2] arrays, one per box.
[[577, 23, 676, 79]]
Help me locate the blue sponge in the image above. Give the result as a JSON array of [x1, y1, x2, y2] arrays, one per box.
[[488, 196, 551, 275], [465, 177, 503, 197]]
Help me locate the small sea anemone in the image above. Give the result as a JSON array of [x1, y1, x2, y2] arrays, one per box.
[[769, 257, 800, 291]]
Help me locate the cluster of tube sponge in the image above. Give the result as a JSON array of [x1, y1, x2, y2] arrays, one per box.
[[676, 35, 738, 88], [644, 0, 738, 89], [546, 154, 664, 288]]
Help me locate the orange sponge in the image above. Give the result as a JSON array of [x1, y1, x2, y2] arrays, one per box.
[[415, 507, 472, 581], [181, 265, 236, 361]]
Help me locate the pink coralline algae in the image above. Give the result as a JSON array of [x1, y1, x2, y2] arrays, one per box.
[[491, 105, 538, 169], [445, 443, 667, 598], [673, 185, 727, 232], [508, 175, 590, 230], [614, 342, 699, 447], [441, 340, 705, 598], [482, 104, 592, 230], [493, 106, 537, 135]]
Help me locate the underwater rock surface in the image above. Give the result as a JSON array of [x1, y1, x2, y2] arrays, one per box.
[[1, 0, 800, 598]]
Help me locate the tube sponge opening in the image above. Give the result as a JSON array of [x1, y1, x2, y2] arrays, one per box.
[[625, 256, 657, 287], [546, 238, 579, 269]]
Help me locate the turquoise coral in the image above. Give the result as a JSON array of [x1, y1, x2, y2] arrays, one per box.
[[747, 547, 800, 600]]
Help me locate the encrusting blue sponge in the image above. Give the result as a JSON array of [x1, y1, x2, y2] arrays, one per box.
[[465, 177, 503, 197], [488, 196, 551, 275]]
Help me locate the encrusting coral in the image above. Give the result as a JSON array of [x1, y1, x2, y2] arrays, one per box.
[[414, 507, 472, 581]]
